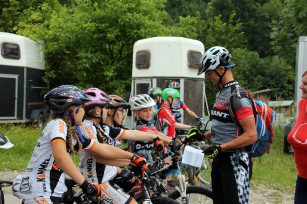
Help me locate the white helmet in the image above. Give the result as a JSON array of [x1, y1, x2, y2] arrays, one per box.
[[198, 46, 234, 75], [0, 132, 14, 149], [129, 94, 156, 110], [168, 81, 180, 89]]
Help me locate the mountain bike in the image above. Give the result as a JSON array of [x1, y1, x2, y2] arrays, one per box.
[[63, 169, 179, 204], [150, 145, 213, 204], [0, 180, 13, 204], [176, 118, 212, 188]]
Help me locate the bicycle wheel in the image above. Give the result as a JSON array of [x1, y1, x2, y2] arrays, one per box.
[[168, 185, 213, 204], [151, 196, 179, 204], [135, 195, 179, 204], [187, 161, 212, 188]]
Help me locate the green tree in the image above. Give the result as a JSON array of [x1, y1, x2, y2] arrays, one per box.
[[271, 0, 307, 66], [0, 0, 49, 33], [17, 0, 170, 95]]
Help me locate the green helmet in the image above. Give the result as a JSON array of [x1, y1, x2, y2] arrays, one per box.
[[162, 88, 180, 100], [147, 87, 162, 99]]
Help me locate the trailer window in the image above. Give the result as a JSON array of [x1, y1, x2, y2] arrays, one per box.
[[188, 50, 202, 69], [136, 50, 150, 69], [1, 43, 20, 59]]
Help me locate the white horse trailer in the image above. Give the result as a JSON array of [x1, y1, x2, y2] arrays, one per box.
[[0, 32, 48, 127], [131, 36, 205, 125]]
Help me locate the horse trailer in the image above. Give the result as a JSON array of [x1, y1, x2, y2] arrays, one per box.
[[0, 32, 48, 128]]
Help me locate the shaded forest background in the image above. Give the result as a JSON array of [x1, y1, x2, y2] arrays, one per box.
[[1, 0, 306, 104]]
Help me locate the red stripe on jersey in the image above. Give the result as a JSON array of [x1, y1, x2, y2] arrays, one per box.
[[235, 106, 254, 121]]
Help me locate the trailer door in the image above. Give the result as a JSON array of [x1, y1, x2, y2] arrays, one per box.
[[0, 74, 18, 119]]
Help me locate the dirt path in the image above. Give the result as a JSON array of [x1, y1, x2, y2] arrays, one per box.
[[1, 171, 294, 203]]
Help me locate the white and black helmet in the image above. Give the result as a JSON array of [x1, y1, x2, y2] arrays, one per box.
[[0, 132, 14, 149], [198, 46, 234, 75], [129, 94, 156, 110], [168, 81, 180, 89]]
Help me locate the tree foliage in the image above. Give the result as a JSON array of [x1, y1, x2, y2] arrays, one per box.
[[16, 0, 169, 95], [0, 0, 300, 101], [270, 0, 307, 66]]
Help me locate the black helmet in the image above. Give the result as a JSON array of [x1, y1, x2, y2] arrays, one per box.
[[0, 132, 14, 149], [44, 85, 89, 114]]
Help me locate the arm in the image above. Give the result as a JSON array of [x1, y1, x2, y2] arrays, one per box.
[[174, 122, 192, 130], [123, 130, 172, 144], [184, 107, 199, 119], [88, 142, 134, 160], [122, 130, 157, 141], [52, 141, 86, 185], [180, 101, 198, 119], [95, 158, 131, 167], [220, 116, 257, 151]]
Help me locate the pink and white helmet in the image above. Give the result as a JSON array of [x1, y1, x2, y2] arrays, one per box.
[[83, 88, 110, 110]]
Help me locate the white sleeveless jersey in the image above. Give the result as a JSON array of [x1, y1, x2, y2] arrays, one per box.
[[23, 118, 75, 198], [79, 120, 125, 183]]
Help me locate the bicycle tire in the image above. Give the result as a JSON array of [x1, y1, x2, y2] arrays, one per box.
[[135, 194, 179, 204], [151, 196, 179, 204], [168, 185, 212, 204]]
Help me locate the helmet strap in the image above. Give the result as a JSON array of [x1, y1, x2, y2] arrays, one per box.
[[65, 110, 75, 124], [214, 68, 227, 90], [167, 98, 173, 108], [112, 109, 120, 126]]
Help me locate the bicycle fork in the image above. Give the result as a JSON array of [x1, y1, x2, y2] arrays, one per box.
[[174, 174, 188, 204]]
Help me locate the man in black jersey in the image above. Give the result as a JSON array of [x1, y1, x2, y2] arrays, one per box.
[[198, 46, 257, 204]]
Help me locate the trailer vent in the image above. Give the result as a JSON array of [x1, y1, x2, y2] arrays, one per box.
[[188, 50, 202, 69], [136, 50, 150, 69], [1, 43, 20, 59]]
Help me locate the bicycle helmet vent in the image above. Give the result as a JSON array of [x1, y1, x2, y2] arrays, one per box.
[[83, 88, 110, 110], [129, 94, 156, 110], [168, 82, 180, 89], [198, 46, 234, 75], [44, 85, 89, 114], [162, 88, 180, 101]]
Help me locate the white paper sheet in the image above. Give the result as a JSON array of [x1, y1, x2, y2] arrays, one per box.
[[182, 145, 204, 168]]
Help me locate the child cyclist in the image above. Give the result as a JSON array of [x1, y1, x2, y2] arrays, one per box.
[[129, 94, 176, 172], [157, 88, 192, 138], [105, 94, 130, 130], [12, 85, 101, 204], [79, 88, 171, 203], [12, 85, 146, 204]]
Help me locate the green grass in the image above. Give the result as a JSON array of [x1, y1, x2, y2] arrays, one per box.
[[0, 124, 81, 171], [0, 124, 297, 194]]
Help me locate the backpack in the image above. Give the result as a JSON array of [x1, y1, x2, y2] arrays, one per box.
[[153, 108, 163, 132], [229, 87, 275, 158]]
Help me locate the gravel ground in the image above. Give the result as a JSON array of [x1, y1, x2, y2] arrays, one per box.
[[1, 171, 294, 204]]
